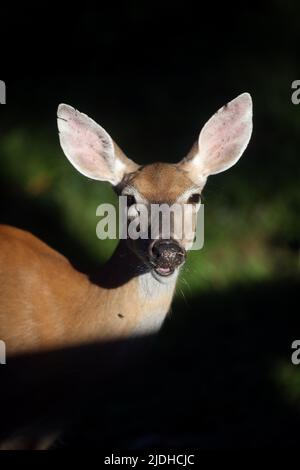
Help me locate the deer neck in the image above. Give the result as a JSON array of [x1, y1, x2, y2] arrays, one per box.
[[89, 240, 179, 336]]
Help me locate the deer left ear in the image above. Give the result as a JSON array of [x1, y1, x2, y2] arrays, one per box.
[[180, 93, 253, 185]]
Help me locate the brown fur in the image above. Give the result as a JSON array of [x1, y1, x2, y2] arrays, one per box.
[[0, 163, 195, 356], [132, 163, 194, 202], [0, 224, 178, 355]]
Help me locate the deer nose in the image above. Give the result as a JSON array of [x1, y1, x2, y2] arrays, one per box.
[[149, 240, 186, 267]]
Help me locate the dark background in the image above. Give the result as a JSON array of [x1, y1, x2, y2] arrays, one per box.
[[0, 2, 300, 449]]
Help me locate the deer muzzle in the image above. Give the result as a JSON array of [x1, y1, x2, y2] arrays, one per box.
[[149, 240, 186, 276]]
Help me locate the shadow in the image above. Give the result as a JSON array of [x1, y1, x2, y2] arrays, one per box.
[[1, 278, 300, 449], [0, 180, 97, 273]]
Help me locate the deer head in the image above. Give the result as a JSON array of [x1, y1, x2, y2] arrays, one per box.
[[57, 92, 252, 282]]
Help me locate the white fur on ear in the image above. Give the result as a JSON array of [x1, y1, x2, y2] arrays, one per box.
[[181, 93, 253, 184], [57, 104, 137, 185]]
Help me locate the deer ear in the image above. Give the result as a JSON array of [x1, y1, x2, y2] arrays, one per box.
[[57, 104, 139, 185], [180, 93, 253, 185]]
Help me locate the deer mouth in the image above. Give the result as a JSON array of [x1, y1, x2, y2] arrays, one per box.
[[154, 265, 174, 277]]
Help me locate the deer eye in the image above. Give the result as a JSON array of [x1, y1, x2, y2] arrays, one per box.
[[126, 195, 136, 207], [188, 193, 201, 204]]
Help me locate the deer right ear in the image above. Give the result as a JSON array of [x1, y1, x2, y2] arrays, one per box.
[[180, 93, 253, 185], [57, 104, 139, 185]]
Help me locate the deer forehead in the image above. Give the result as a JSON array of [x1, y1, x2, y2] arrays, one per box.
[[127, 163, 197, 202]]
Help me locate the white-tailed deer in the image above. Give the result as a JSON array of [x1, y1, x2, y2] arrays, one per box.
[[0, 93, 252, 357]]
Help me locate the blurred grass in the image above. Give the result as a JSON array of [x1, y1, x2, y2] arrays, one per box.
[[276, 362, 300, 406]]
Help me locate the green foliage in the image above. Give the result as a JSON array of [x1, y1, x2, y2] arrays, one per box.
[[0, 118, 299, 290]]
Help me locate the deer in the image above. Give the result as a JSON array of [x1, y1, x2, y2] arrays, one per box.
[[0, 93, 252, 358]]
